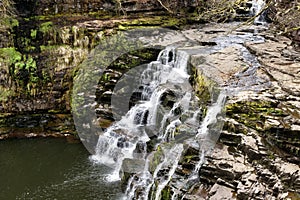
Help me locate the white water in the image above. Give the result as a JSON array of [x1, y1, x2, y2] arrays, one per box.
[[154, 144, 184, 200], [91, 45, 228, 199], [251, 0, 267, 25], [91, 47, 193, 182], [124, 144, 185, 200], [196, 91, 227, 142]]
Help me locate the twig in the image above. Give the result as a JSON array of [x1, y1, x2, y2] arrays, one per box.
[[156, 0, 174, 14]]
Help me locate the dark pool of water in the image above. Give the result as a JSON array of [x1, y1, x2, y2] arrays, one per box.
[[0, 138, 124, 200]]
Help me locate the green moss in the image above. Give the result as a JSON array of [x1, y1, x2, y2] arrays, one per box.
[[0, 18, 19, 28], [117, 16, 185, 31], [40, 45, 63, 52], [226, 100, 286, 131], [183, 155, 197, 163], [18, 37, 37, 53], [191, 67, 218, 105], [11, 18, 19, 27], [102, 73, 111, 82], [161, 186, 171, 200], [24, 46, 36, 52], [48, 110, 62, 114], [0, 48, 22, 65], [149, 145, 164, 173], [87, 10, 113, 18], [39, 22, 54, 34], [4, 53, 40, 95], [30, 29, 37, 39], [163, 17, 185, 28], [118, 24, 128, 31]]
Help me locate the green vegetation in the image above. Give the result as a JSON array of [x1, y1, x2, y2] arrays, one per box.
[[161, 186, 171, 199], [30, 29, 37, 39], [118, 16, 185, 30], [191, 67, 218, 105], [0, 17, 18, 28], [12, 55, 39, 95], [149, 145, 164, 173], [40, 45, 66, 52], [39, 21, 54, 34], [0, 48, 40, 96], [0, 47, 22, 65], [226, 101, 285, 131]]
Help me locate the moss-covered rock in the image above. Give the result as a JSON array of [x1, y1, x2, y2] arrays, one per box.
[[190, 64, 219, 105], [225, 99, 300, 158]]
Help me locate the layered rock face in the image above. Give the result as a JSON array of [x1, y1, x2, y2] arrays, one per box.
[[161, 23, 300, 199], [0, 0, 194, 114], [0, 0, 190, 137]]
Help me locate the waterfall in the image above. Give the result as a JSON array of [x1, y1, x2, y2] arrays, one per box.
[[91, 45, 227, 199], [91, 47, 193, 181], [191, 91, 227, 178], [251, 0, 267, 25]]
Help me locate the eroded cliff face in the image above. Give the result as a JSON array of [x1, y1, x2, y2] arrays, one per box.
[[0, 0, 196, 138], [0, 0, 277, 115], [0, 0, 197, 113]]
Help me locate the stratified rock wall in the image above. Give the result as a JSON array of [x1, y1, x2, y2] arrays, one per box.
[[172, 23, 300, 200]]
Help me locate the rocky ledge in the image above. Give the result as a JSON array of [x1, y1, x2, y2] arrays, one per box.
[[164, 23, 300, 199]]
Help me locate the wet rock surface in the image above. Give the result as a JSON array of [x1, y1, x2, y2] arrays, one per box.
[[163, 23, 300, 199]]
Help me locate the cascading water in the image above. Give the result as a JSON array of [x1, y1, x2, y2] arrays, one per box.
[[88, 43, 230, 200], [124, 89, 227, 200], [191, 91, 227, 177], [88, 21, 271, 198], [250, 0, 267, 25], [89, 43, 227, 199], [90, 47, 202, 182], [69, 1, 272, 198], [89, 16, 271, 198]]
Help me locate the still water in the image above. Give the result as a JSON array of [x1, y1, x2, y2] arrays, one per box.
[[0, 138, 123, 200]]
